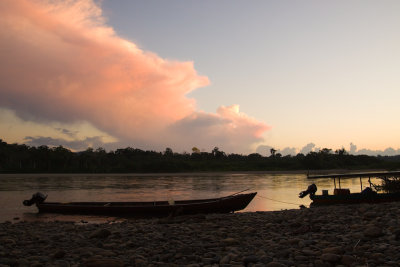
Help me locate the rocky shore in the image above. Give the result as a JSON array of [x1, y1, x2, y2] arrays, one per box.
[[1, 202, 400, 267]]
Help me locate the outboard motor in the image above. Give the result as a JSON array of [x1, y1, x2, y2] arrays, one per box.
[[23, 192, 47, 206], [299, 184, 317, 198]]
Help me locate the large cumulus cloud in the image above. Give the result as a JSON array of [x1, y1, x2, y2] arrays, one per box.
[[0, 0, 269, 153]]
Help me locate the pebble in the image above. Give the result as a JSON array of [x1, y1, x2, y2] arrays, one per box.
[[320, 253, 341, 262], [2, 202, 400, 266], [265, 262, 287, 267], [82, 258, 124, 267], [221, 237, 239, 245], [220, 254, 232, 264], [364, 225, 383, 238], [243, 255, 259, 265], [89, 228, 111, 239], [53, 249, 66, 259], [54, 260, 70, 267], [322, 246, 342, 254], [340, 254, 356, 265]]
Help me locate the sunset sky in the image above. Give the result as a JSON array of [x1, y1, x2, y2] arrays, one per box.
[[1, 0, 400, 155]]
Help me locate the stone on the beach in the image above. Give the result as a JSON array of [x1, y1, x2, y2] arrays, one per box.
[[363, 211, 378, 218], [301, 249, 318, 256], [102, 242, 119, 250], [2, 238, 16, 246], [27, 255, 48, 262], [243, 226, 256, 234], [29, 261, 42, 267], [82, 258, 124, 267], [221, 237, 239, 245], [369, 252, 385, 263], [275, 248, 290, 258], [265, 262, 287, 267], [320, 253, 341, 262], [0, 258, 17, 266], [288, 238, 301, 245], [219, 254, 232, 264], [243, 255, 259, 265], [53, 249, 66, 259], [89, 229, 111, 239], [294, 255, 309, 261], [17, 259, 29, 266], [54, 260, 70, 267], [133, 258, 147, 267], [322, 246, 342, 254], [393, 229, 400, 240], [202, 257, 219, 264], [340, 255, 356, 265], [364, 226, 383, 238], [314, 259, 331, 267], [279, 259, 294, 266], [259, 255, 273, 264], [129, 255, 147, 265]]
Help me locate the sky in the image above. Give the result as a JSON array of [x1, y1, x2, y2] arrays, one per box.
[[1, 0, 400, 156]]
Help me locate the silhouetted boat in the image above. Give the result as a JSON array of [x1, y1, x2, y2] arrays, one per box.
[[24, 192, 257, 217], [300, 171, 400, 206], [310, 190, 400, 206]]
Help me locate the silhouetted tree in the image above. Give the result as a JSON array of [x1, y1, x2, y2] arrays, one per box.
[[320, 148, 332, 155], [248, 153, 262, 159], [212, 147, 226, 158], [164, 147, 173, 156], [335, 148, 348, 156]]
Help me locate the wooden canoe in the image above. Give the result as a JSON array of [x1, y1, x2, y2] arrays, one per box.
[[34, 192, 257, 217]]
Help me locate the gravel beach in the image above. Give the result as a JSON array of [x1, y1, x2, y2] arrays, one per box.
[[2, 202, 400, 267]]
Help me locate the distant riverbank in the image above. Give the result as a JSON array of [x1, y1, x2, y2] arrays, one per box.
[[0, 169, 389, 177], [2, 140, 399, 173], [2, 202, 400, 266]]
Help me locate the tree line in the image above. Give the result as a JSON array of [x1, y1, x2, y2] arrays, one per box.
[[0, 139, 399, 173]]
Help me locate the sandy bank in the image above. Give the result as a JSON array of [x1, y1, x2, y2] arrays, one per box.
[[2, 202, 400, 267]]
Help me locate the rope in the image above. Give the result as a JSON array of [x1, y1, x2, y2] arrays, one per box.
[[257, 194, 305, 206]]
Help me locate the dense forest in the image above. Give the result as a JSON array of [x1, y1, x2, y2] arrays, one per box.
[[0, 139, 399, 173]]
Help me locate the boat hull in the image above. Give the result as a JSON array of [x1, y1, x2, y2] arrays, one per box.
[[311, 192, 400, 206], [36, 192, 257, 217]]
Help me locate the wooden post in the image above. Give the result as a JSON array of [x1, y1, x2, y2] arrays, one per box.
[[360, 176, 363, 191], [334, 177, 336, 189], [368, 177, 372, 188], [339, 177, 341, 189]]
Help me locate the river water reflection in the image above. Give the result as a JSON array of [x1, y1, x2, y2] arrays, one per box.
[[0, 173, 380, 222]]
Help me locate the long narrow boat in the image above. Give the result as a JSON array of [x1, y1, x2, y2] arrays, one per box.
[[300, 171, 400, 206], [24, 192, 257, 217], [309, 191, 400, 206]]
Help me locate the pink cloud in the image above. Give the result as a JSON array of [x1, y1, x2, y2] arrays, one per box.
[[0, 0, 270, 153], [168, 105, 270, 152]]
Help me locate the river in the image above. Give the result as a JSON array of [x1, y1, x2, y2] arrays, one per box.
[[0, 172, 380, 222]]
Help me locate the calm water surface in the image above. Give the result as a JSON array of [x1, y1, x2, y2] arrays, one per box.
[[0, 173, 380, 222]]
